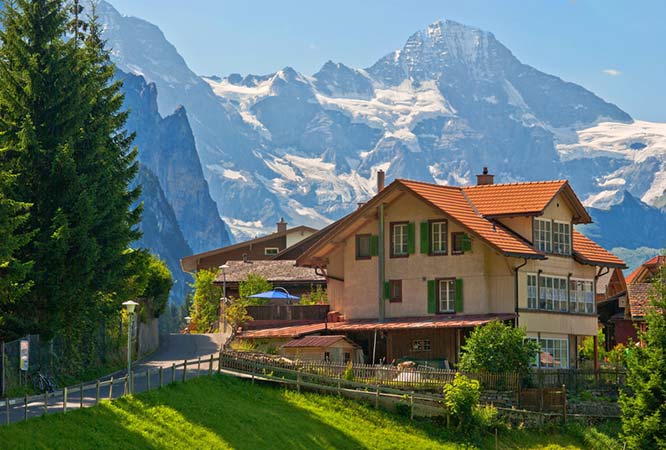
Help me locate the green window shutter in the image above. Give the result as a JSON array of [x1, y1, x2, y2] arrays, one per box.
[[420, 222, 430, 254], [461, 233, 472, 252], [370, 235, 379, 256], [407, 222, 416, 254], [427, 280, 436, 314], [383, 281, 390, 300], [454, 278, 464, 312]]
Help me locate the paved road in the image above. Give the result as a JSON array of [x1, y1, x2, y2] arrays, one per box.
[[2, 333, 227, 425]]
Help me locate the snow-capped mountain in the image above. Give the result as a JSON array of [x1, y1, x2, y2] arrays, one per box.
[[99, 1, 666, 246]]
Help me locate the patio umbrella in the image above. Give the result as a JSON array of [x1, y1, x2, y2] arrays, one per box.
[[248, 290, 300, 300]]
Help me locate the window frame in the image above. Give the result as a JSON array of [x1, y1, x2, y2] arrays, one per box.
[[264, 247, 279, 256], [355, 234, 372, 260], [412, 339, 432, 352], [533, 218, 552, 253], [436, 278, 456, 314], [569, 278, 595, 314], [390, 221, 409, 258], [552, 220, 572, 256], [429, 219, 448, 255], [527, 273, 569, 312], [527, 337, 570, 369], [388, 279, 402, 303], [451, 232, 466, 255]]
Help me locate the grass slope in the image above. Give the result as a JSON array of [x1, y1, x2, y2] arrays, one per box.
[[0, 375, 620, 449]]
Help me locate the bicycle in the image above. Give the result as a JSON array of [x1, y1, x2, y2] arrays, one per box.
[[31, 372, 57, 393]]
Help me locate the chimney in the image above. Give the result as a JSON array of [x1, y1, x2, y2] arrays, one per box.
[[476, 167, 494, 186], [277, 217, 287, 233], [377, 170, 385, 193]]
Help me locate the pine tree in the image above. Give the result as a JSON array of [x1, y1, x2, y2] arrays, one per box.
[[620, 264, 666, 448]]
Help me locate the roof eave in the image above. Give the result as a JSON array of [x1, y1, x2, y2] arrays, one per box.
[[573, 254, 627, 269]]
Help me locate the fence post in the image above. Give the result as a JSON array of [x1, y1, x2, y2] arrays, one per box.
[[375, 384, 379, 409], [410, 393, 414, 420], [80, 383, 84, 409], [5, 398, 9, 425], [208, 354, 214, 376], [337, 378, 341, 396], [124, 376, 128, 396], [23, 394, 27, 421], [562, 384, 567, 424], [197, 356, 201, 373], [130, 372, 135, 395], [297, 371, 301, 393], [172, 363, 176, 384], [146, 370, 151, 392], [95, 380, 100, 405], [63, 387, 68, 413], [159, 367, 163, 388], [218, 351, 222, 374], [1, 341, 5, 398], [109, 377, 114, 401], [44, 392, 48, 414], [182, 360, 187, 382]]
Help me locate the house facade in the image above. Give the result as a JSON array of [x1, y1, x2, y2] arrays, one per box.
[[180, 219, 317, 272], [297, 170, 625, 369]]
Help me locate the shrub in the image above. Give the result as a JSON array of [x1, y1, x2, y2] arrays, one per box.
[[300, 285, 328, 305], [395, 401, 411, 418], [442, 373, 480, 431], [606, 343, 627, 369], [342, 361, 354, 381], [578, 329, 606, 365], [459, 321, 539, 376], [474, 404, 500, 431]]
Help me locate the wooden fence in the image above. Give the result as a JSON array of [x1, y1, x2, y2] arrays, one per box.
[[244, 304, 329, 322]]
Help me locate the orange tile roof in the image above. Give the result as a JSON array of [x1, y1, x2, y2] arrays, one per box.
[[572, 230, 626, 268], [399, 180, 543, 258], [625, 255, 666, 284], [462, 180, 568, 216], [627, 283, 653, 318]]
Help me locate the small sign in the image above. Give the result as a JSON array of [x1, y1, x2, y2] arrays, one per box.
[[19, 339, 29, 371]]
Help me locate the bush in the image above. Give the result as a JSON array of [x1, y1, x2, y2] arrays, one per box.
[[459, 321, 539, 376], [342, 361, 354, 381], [442, 373, 480, 431], [395, 401, 411, 418], [300, 285, 328, 305], [474, 404, 500, 431]]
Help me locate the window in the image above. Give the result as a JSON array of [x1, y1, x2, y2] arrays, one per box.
[[451, 232, 466, 255], [264, 247, 279, 256], [412, 339, 432, 351], [356, 234, 371, 259], [527, 274, 538, 309], [389, 280, 402, 303], [553, 222, 571, 255], [437, 279, 455, 313], [430, 221, 448, 254], [570, 279, 594, 314], [528, 337, 569, 369], [324, 352, 330, 362], [529, 274, 568, 312], [344, 352, 351, 363], [534, 219, 552, 253], [391, 222, 409, 257]]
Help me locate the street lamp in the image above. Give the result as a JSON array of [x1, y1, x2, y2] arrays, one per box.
[[219, 264, 230, 333], [122, 300, 139, 377]]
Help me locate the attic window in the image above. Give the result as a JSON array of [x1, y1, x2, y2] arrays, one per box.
[[264, 247, 279, 256]]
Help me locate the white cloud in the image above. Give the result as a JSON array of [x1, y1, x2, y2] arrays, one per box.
[[602, 69, 622, 77]]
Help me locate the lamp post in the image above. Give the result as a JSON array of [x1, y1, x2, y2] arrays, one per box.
[[219, 264, 229, 333], [122, 300, 139, 377]]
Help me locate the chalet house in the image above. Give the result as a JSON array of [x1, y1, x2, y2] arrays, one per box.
[[596, 267, 631, 349], [280, 335, 362, 363], [292, 169, 625, 369], [623, 255, 666, 338], [212, 259, 326, 300], [180, 219, 317, 272]]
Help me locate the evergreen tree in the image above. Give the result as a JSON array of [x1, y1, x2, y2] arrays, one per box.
[[0, 0, 84, 339], [620, 264, 666, 449]]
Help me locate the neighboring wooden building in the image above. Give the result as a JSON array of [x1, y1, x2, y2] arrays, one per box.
[[281, 335, 362, 363], [180, 219, 317, 272], [282, 170, 625, 369], [596, 267, 631, 349], [212, 260, 325, 300], [622, 255, 666, 339]]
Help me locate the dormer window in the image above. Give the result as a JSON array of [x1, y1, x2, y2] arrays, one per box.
[[533, 219, 552, 253], [553, 221, 571, 255]]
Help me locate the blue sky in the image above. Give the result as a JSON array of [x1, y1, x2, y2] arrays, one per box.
[[110, 0, 665, 121]]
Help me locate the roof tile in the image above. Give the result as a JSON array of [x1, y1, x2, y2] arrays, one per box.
[[462, 180, 568, 216], [572, 230, 626, 267]]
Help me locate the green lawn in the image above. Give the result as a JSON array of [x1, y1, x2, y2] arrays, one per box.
[[0, 375, 621, 449]]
